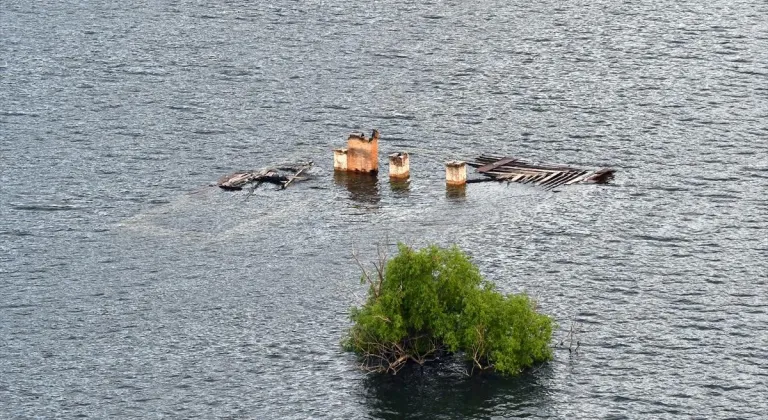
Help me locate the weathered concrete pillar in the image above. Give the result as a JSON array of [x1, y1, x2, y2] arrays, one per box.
[[388, 152, 410, 180], [333, 148, 348, 171], [346, 129, 379, 174], [445, 161, 467, 186]]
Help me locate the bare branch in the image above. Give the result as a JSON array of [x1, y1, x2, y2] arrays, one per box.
[[352, 249, 376, 292]]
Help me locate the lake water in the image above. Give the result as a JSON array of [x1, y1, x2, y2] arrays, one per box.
[[1, 1, 766, 418]]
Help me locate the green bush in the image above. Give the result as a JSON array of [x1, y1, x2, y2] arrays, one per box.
[[343, 243, 554, 376]]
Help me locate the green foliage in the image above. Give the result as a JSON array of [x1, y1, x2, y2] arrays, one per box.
[[343, 243, 554, 376]]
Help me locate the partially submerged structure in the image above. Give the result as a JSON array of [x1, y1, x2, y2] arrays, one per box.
[[216, 130, 615, 195], [467, 155, 614, 189], [334, 130, 380, 174], [445, 161, 467, 186], [388, 152, 410, 180], [217, 162, 313, 191]]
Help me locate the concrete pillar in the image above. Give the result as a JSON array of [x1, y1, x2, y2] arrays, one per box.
[[346, 129, 379, 174], [388, 152, 410, 180], [445, 161, 467, 186], [333, 148, 348, 172]]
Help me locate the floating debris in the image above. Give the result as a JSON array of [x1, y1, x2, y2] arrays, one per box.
[[467, 155, 614, 189], [217, 161, 313, 191]]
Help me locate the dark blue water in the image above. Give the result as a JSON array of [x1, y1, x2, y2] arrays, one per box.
[[2, 1, 767, 418]]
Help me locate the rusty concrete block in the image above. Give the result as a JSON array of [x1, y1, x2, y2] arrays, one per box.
[[346, 130, 379, 174]]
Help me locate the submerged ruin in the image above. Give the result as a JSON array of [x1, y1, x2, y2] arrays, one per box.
[[468, 155, 615, 189], [216, 129, 616, 195], [217, 162, 313, 191]]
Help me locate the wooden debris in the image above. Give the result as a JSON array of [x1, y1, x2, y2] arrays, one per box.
[[217, 162, 313, 191], [467, 155, 614, 189], [281, 164, 309, 190]]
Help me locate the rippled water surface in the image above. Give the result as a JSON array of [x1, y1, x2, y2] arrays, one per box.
[[2, 1, 767, 418]]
